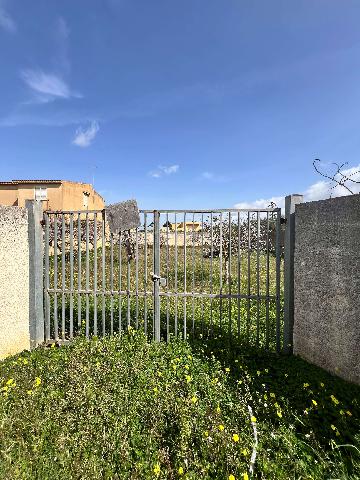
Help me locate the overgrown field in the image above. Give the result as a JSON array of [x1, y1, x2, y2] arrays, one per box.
[[0, 332, 359, 479]]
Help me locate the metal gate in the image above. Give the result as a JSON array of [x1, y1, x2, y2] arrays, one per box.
[[43, 207, 283, 351]]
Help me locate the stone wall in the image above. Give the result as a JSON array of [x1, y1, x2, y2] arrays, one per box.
[[293, 194, 360, 385], [0, 206, 30, 358]]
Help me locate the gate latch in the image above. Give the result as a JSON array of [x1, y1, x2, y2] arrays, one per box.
[[151, 273, 167, 287]]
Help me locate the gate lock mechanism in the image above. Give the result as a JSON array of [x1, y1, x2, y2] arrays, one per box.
[[151, 273, 167, 288]]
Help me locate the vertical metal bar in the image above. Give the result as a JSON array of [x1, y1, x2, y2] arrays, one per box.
[[119, 232, 122, 332], [102, 210, 106, 336], [275, 208, 282, 353], [219, 212, 223, 334], [69, 213, 74, 339], [54, 214, 58, 340], [192, 213, 195, 337], [93, 213, 98, 336], [210, 212, 213, 336], [153, 211, 161, 341], [247, 212, 251, 344], [144, 214, 147, 335], [166, 213, 170, 341], [110, 232, 114, 335], [183, 212, 187, 339], [85, 213, 90, 338], [127, 235, 131, 329], [77, 214, 82, 331], [135, 227, 139, 330], [237, 212, 241, 339], [228, 211, 232, 340], [44, 213, 50, 341], [265, 212, 270, 349], [256, 212, 260, 346], [61, 214, 65, 340], [201, 213, 204, 335], [174, 213, 178, 337]]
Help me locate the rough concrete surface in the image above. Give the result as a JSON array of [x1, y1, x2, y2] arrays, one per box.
[[0, 206, 30, 358], [293, 194, 360, 385]]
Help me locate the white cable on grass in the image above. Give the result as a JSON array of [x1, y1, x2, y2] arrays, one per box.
[[247, 405, 258, 476]]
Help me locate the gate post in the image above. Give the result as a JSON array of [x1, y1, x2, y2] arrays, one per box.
[[283, 194, 303, 354], [26, 200, 44, 347], [153, 211, 161, 342]]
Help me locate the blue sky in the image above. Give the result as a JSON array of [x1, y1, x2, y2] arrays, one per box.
[[1, 0, 360, 209]]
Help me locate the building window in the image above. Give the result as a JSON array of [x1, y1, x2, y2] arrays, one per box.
[[34, 187, 47, 201], [83, 192, 89, 209]]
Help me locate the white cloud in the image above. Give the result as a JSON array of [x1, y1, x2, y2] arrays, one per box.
[[72, 121, 100, 148], [0, 1, 16, 33], [20, 69, 80, 101], [149, 164, 179, 178], [200, 171, 228, 182], [234, 164, 360, 211]]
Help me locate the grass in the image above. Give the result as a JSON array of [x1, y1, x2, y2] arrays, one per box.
[[0, 331, 359, 479]]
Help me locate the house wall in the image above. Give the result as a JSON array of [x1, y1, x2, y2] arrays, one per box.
[[293, 195, 360, 385], [16, 184, 62, 209], [62, 181, 105, 211], [0, 185, 18, 206], [0, 206, 30, 358]]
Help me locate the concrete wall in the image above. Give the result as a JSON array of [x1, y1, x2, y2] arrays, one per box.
[[293, 194, 360, 385], [0, 206, 30, 358]]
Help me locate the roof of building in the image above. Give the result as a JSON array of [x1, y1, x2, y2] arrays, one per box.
[[0, 180, 63, 185]]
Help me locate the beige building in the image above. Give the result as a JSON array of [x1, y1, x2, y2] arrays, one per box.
[[0, 180, 105, 211], [169, 221, 202, 232]]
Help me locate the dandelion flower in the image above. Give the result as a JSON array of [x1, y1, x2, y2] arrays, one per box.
[[153, 463, 161, 476], [204, 430, 209, 437], [277, 410, 282, 418], [229, 475, 235, 480], [185, 375, 191, 383], [243, 473, 249, 480], [251, 416, 257, 423], [178, 466, 184, 475], [320, 382, 325, 388], [312, 399, 318, 407], [303, 383, 309, 388], [232, 433, 239, 442], [346, 410, 352, 416], [191, 396, 198, 404], [34, 377, 41, 387], [153, 387, 159, 394], [225, 368, 230, 372], [330, 395, 339, 405], [218, 424, 225, 431], [241, 448, 249, 456], [6, 378, 15, 387]]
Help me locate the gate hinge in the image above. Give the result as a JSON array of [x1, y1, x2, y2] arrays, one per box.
[[151, 273, 167, 287]]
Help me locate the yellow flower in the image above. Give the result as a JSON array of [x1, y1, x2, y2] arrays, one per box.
[[277, 410, 282, 418], [303, 383, 309, 388], [232, 433, 239, 442], [312, 399, 318, 407], [241, 448, 249, 456], [204, 430, 209, 437], [270, 392, 275, 398], [218, 424, 225, 431], [178, 466, 184, 475], [187, 355, 192, 360], [185, 375, 191, 383], [184, 364, 189, 370], [251, 416, 257, 423], [225, 367, 230, 372], [6, 378, 15, 387], [153, 387, 158, 394], [229, 475, 235, 480], [346, 410, 352, 416], [256, 370, 261, 376], [263, 394, 267, 400], [23, 359, 28, 365], [330, 395, 339, 405], [153, 463, 161, 476], [27, 390, 33, 395], [216, 405, 221, 413], [320, 382, 325, 388], [243, 473, 249, 480], [274, 402, 279, 408], [157, 371, 162, 377], [2, 386, 9, 392], [339, 409, 344, 415], [336, 431, 340, 437], [265, 368, 269, 373], [191, 396, 198, 404], [330, 424, 336, 431], [212, 377, 219, 384], [34, 377, 41, 387]]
